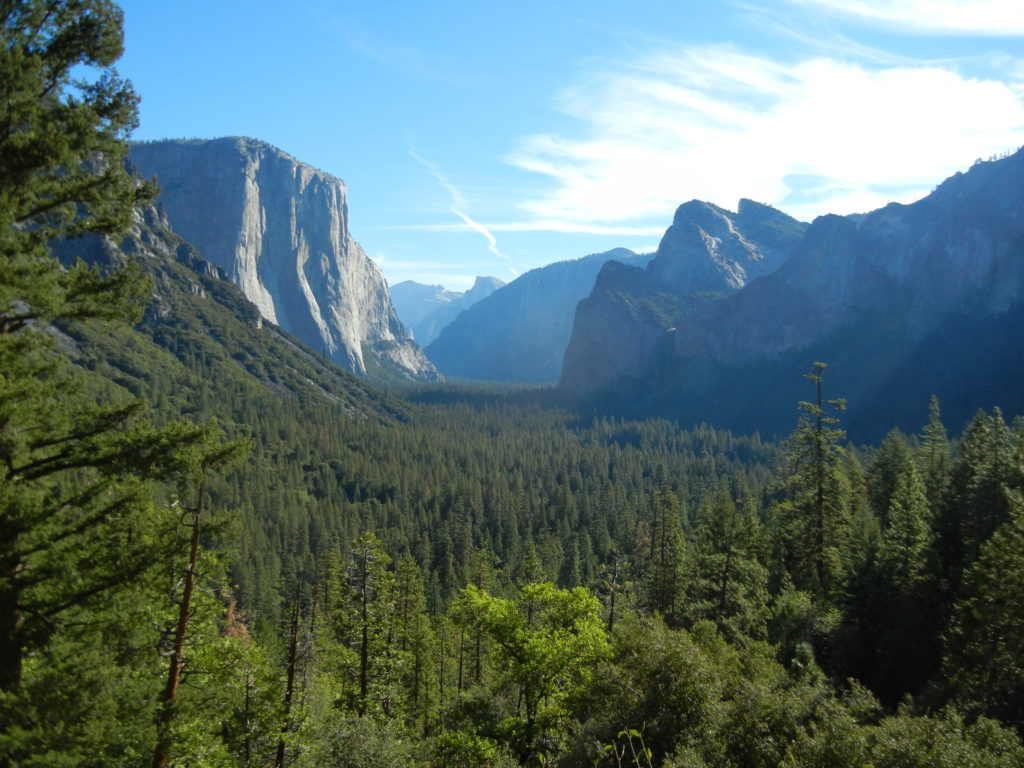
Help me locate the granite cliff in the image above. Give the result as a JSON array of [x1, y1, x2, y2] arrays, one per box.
[[50, 199, 406, 420], [426, 248, 651, 383], [561, 200, 806, 394], [559, 150, 1024, 440], [129, 137, 438, 381]]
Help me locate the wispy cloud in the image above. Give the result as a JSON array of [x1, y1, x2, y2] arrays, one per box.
[[409, 148, 509, 260], [781, 0, 1024, 36], [507, 44, 1024, 224]]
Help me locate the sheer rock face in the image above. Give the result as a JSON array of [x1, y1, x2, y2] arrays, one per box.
[[667, 149, 1024, 365], [649, 198, 800, 294], [129, 137, 438, 381], [561, 201, 806, 394], [426, 248, 651, 383], [558, 149, 1024, 441]]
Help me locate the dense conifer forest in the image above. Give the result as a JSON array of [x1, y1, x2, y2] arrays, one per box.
[[3, 2, 1024, 766]]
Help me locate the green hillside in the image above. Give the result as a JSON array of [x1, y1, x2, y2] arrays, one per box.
[[4, 4, 1023, 766]]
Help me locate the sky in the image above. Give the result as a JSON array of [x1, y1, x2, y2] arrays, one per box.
[[117, 0, 1024, 291]]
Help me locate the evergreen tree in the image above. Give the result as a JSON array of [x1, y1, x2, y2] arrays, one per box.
[[152, 435, 249, 768], [0, 0, 153, 274], [332, 533, 396, 716], [0, 0, 216, 703], [939, 409, 1017, 585], [687, 490, 769, 642], [917, 395, 950, 511], [641, 486, 689, 626], [869, 461, 941, 702], [944, 491, 1024, 729], [877, 463, 933, 590], [774, 363, 852, 601], [866, 429, 913, 525]]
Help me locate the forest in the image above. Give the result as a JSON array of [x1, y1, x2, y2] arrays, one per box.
[[2, 2, 1024, 767]]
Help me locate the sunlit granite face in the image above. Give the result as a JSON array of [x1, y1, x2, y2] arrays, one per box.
[[129, 138, 439, 381]]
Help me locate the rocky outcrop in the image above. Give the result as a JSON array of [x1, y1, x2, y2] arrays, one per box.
[[558, 149, 1024, 441], [426, 248, 651, 383], [391, 275, 505, 346], [650, 199, 801, 293], [129, 137, 438, 381], [50, 199, 407, 420], [668, 150, 1024, 366], [561, 201, 805, 394]]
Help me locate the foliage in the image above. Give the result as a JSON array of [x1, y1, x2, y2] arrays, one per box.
[[451, 582, 610, 761], [945, 492, 1024, 729], [772, 362, 852, 601], [4, 5, 1024, 762]]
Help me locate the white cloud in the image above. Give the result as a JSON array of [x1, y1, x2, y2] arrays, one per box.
[[783, 0, 1024, 36], [507, 45, 1024, 225]]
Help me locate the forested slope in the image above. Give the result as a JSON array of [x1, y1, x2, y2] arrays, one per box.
[[4, 3, 1024, 767]]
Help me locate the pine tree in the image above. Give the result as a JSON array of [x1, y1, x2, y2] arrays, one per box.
[[0, 0, 154, 275], [332, 533, 396, 717], [944, 491, 1024, 729], [0, 0, 221, 702], [866, 429, 913, 525], [939, 409, 1016, 585], [687, 490, 769, 642], [918, 395, 950, 511], [641, 486, 689, 626], [774, 363, 852, 601], [870, 461, 941, 702]]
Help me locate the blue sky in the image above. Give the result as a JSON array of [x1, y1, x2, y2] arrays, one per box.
[[118, 0, 1024, 291]]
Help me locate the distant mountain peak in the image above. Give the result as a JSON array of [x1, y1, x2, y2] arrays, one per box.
[[426, 248, 652, 383], [390, 275, 505, 347]]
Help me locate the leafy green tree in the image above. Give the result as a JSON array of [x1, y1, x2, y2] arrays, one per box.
[[866, 708, 1024, 768], [452, 582, 610, 761]]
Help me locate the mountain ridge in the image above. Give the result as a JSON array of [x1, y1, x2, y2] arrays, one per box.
[[391, 275, 505, 346], [426, 248, 652, 383], [561, 200, 806, 394], [128, 137, 438, 382], [559, 148, 1024, 440]]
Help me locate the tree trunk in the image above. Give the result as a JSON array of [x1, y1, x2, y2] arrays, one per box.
[[152, 483, 205, 768], [0, 577, 23, 693], [275, 596, 301, 768]]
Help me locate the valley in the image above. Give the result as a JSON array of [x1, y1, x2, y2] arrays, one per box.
[[3, 2, 1024, 767]]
